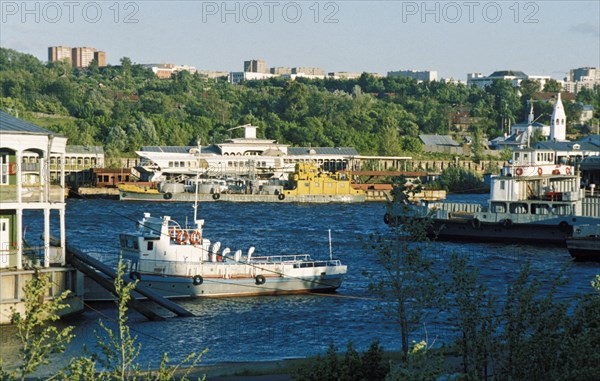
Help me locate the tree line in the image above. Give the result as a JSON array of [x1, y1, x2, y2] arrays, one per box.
[[1, 48, 598, 159]]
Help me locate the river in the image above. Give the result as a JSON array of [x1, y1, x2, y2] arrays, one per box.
[[4, 196, 599, 373]]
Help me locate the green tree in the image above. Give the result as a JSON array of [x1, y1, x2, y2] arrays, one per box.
[[436, 166, 486, 193], [543, 79, 562, 93], [60, 259, 206, 380], [447, 254, 497, 380], [519, 79, 541, 100], [367, 179, 441, 358]]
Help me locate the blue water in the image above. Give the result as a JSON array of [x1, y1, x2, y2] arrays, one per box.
[[16, 196, 600, 368]]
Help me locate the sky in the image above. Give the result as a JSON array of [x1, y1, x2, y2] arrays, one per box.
[[1, 0, 599, 80]]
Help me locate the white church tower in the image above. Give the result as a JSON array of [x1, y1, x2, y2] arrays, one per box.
[[550, 93, 566, 141]]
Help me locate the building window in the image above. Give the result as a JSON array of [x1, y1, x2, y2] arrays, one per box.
[[0, 154, 8, 185]]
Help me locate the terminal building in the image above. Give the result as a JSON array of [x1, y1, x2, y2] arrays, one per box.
[[0, 111, 83, 324]]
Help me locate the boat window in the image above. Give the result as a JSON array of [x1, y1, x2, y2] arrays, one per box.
[[500, 180, 505, 190], [509, 203, 528, 214], [552, 205, 571, 216], [169, 161, 173, 167], [531, 204, 550, 215], [147, 242, 154, 251]]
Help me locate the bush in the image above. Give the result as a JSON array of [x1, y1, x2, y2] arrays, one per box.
[[292, 341, 388, 381], [435, 166, 486, 193]]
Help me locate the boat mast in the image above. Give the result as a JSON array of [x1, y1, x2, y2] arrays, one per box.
[[193, 138, 200, 225], [329, 229, 332, 260]]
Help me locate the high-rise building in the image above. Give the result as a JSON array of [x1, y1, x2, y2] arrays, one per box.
[[244, 59, 267, 73], [94, 51, 107, 67], [564, 67, 600, 94], [270, 67, 292, 75], [71, 47, 96, 68], [48, 46, 72, 64], [292, 67, 325, 76]]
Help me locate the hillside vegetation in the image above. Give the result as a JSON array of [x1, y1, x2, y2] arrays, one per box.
[[1, 48, 597, 158]]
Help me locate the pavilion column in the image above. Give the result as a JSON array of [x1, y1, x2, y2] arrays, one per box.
[[15, 208, 23, 270], [59, 207, 66, 265], [44, 208, 50, 268], [15, 150, 22, 203]]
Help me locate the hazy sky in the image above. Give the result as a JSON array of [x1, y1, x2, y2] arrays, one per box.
[[1, 0, 599, 80]]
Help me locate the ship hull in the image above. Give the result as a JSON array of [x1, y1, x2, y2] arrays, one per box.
[[566, 238, 600, 260], [84, 273, 345, 301], [119, 190, 365, 203], [424, 219, 572, 246]]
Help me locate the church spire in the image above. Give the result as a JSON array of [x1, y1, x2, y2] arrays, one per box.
[[550, 92, 566, 141]]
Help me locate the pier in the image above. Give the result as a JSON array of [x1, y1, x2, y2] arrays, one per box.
[[66, 245, 194, 320]]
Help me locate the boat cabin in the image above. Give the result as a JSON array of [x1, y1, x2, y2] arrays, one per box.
[[489, 148, 580, 218]]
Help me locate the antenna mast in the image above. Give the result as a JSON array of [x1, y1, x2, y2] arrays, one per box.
[[328, 229, 332, 260]]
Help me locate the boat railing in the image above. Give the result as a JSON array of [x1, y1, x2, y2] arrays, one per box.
[[252, 255, 343, 267], [428, 202, 483, 213], [581, 198, 600, 218]]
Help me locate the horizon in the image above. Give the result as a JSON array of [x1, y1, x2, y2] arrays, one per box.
[[1, 1, 599, 81]]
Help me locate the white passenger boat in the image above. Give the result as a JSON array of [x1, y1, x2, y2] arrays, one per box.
[[85, 203, 347, 300], [383, 148, 600, 245]]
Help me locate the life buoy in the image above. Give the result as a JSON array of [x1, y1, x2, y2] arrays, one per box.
[[278, 193, 285, 200], [471, 218, 481, 229], [515, 168, 523, 176], [212, 193, 220, 200], [175, 230, 189, 244], [192, 275, 203, 285], [255, 274, 266, 285], [169, 228, 180, 241], [129, 271, 141, 281], [502, 219, 513, 228], [565, 167, 571, 175], [538, 167, 543, 176], [189, 231, 202, 244], [164, 192, 173, 200]]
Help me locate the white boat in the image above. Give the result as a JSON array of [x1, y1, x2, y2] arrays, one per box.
[[135, 124, 357, 183], [566, 224, 600, 260], [85, 204, 347, 300], [383, 148, 600, 245]]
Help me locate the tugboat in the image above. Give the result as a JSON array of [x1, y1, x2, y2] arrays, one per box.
[[383, 148, 600, 245], [85, 201, 347, 300]]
